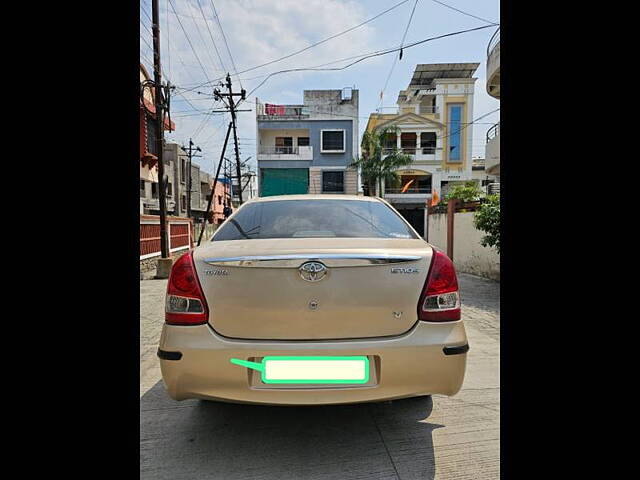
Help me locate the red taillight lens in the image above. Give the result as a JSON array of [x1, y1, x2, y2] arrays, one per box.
[[418, 249, 461, 322], [165, 251, 209, 325]]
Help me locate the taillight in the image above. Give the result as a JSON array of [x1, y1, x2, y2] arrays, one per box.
[[418, 249, 461, 322], [165, 251, 209, 325]]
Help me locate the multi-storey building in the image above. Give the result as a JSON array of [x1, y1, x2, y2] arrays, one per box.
[[363, 63, 479, 236], [140, 63, 174, 213], [471, 157, 499, 193], [255, 88, 359, 196], [485, 28, 500, 179], [140, 142, 232, 224]]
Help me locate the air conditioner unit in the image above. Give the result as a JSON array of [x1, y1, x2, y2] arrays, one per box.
[[487, 183, 500, 195]]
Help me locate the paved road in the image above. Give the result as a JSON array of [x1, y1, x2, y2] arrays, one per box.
[[140, 273, 499, 479]]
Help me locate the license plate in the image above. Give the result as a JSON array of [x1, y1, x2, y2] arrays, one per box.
[[230, 356, 370, 384]]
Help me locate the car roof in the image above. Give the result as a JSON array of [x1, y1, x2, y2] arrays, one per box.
[[245, 194, 382, 203]]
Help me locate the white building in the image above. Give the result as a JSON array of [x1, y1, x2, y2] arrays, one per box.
[[485, 28, 500, 178], [364, 63, 479, 236]]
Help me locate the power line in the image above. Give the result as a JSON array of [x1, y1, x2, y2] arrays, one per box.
[[184, 0, 224, 78], [430, 0, 497, 25], [243, 23, 497, 99], [168, 0, 212, 84], [140, 3, 152, 23], [209, 0, 242, 90], [166, 0, 171, 81], [197, 0, 227, 73], [140, 33, 153, 54], [378, 0, 419, 109], [179, 0, 413, 93]]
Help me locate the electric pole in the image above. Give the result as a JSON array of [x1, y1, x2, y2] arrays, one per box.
[[185, 138, 201, 219], [151, 0, 169, 259], [214, 74, 246, 206], [197, 123, 232, 246]]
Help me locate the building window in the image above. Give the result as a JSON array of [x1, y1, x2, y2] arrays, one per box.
[[400, 133, 417, 154], [275, 137, 293, 154], [181, 195, 186, 211], [321, 130, 345, 153], [447, 104, 463, 162], [140, 180, 146, 197], [297, 136, 309, 146], [145, 114, 158, 156], [322, 171, 344, 193], [151, 182, 158, 199], [167, 182, 172, 197], [218, 195, 222, 205], [421, 132, 437, 154], [383, 133, 396, 151], [180, 158, 186, 183]]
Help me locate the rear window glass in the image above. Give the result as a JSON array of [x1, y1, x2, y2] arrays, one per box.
[[212, 200, 418, 241]]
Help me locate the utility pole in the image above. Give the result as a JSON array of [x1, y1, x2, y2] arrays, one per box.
[[214, 74, 246, 206], [185, 138, 201, 219], [151, 0, 168, 260], [197, 123, 232, 246]]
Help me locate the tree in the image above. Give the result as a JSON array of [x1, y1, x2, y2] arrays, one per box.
[[474, 194, 500, 253], [444, 181, 483, 203], [351, 126, 413, 197]]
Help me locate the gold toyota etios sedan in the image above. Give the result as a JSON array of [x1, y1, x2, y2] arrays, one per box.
[[158, 195, 468, 405]]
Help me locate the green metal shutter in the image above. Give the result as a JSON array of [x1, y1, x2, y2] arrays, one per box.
[[260, 169, 309, 197]]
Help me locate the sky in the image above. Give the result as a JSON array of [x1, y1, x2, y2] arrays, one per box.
[[140, 0, 500, 176]]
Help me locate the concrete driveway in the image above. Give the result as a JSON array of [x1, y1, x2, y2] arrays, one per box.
[[140, 273, 499, 479]]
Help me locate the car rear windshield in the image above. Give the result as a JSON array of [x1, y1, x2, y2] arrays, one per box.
[[212, 199, 418, 241]]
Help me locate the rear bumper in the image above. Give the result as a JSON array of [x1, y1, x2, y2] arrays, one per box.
[[158, 321, 468, 405]]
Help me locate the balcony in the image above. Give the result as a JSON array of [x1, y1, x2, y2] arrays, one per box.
[[385, 187, 432, 194], [418, 105, 438, 115], [383, 105, 439, 116], [382, 147, 438, 163], [257, 145, 313, 161], [384, 186, 432, 204], [486, 28, 500, 99]]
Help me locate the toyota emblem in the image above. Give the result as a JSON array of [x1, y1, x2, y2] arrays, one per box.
[[299, 261, 328, 282]]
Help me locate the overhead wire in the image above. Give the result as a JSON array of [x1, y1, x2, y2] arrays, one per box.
[[197, 0, 227, 73], [177, 0, 414, 93], [209, 0, 242, 90], [241, 23, 497, 100], [430, 0, 497, 25], [378, 0, 419, 110]]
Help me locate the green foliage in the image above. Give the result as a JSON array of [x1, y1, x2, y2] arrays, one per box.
[[351, 126, 414, 197], [444, 181, 483, 203], [474, 194, 500, 253]]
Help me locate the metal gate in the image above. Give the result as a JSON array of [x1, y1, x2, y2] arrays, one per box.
[[397, 208, 425, 238], [260, 168, 309, 197]]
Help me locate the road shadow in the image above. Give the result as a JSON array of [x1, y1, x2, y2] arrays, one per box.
[[141, 381, 444, 480], [457, 273, 500, 311]]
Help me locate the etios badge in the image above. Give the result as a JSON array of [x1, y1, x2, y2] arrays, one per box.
[[299, 261, 327, 282]]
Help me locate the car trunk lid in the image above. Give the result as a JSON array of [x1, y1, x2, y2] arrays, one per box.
[[192, 238, 433, 340]]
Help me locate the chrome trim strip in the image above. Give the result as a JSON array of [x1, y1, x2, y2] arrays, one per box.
[[203, 253, 422, 268]]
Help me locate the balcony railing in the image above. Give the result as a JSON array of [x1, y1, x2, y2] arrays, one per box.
[[383, 147, 436, 156], [385, 187, 432, 194], [487, 27, 500, 57], [418, 105, 438, 115], [259, 146, 301, 155], [256, 103, 308, 117], [486, 122, 500, 142]]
